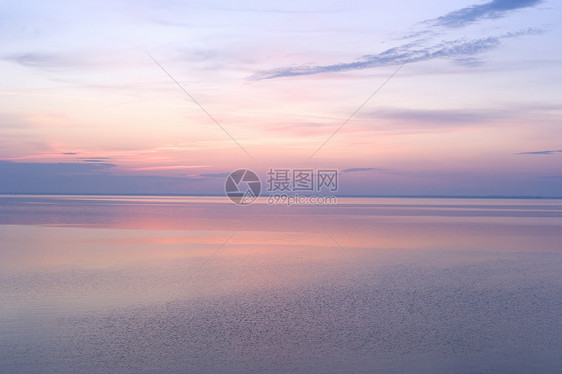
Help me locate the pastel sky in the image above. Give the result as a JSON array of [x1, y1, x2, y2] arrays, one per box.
[[1, 0, 561, 195]]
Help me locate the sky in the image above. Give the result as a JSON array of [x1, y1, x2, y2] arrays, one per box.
[[1, 0, 561, 196]]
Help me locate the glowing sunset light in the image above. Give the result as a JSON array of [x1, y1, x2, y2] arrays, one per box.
[[0, 0, 560, 196]]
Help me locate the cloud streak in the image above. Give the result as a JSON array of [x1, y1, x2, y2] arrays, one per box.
[[252, 0, 544, 80], [367, 107, 504, 125], [516, 150, 562, 155], [430, 0, 543, 28], [3, 53, 82, 69], [341, 167, 391, 173], [253, 37, 504, 80], [0, 160, 114, 175], [251, 28, 543, 80], [200, 172, 231, 178]]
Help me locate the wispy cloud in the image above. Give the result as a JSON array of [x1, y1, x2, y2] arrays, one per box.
[[341, 167, 391, 173], [252, 0, 544, 80], [430, 0, 543, 28], [252, 37, 502, 80], [3, 53, 80, 69], [133, 165, 209, 171], [3, 50, 138, 72], [251, 28, 544, 80], [368, 107, 504, 125], [0, 160, 114, 174], [200, 172, 231, 178], [79, 157, 112, 163], [516, 150, 562, 155]]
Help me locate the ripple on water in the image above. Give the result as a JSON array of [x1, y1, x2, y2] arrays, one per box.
[[2, 255, 560, 374]]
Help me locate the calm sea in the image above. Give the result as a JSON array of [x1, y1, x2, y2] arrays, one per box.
[[1, 195, 561, 373]]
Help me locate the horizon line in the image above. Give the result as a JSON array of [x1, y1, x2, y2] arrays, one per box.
[[1, 193, 561, 200]]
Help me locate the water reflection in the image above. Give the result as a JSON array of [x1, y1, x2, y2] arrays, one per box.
[[0, 196, 561, 373]]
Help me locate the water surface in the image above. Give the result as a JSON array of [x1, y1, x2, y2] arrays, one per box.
[[1, 195, 561, 373]]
